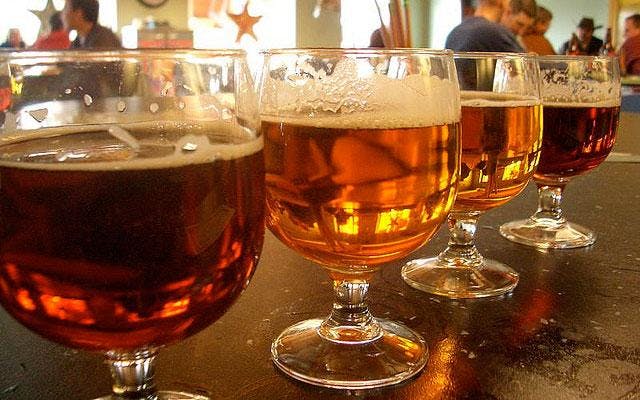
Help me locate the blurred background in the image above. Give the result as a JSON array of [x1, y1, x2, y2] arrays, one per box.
[[0, 0, 637, 52]]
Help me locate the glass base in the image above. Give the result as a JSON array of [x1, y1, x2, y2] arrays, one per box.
[[499, 218, 596, 249], [271, 318, 428, 389], [98, 391, 208, 399], [401, 257, 519, 299]]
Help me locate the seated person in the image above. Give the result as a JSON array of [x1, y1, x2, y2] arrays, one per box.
[[445, 0, 536, 53], [62, 0, 121, 49], [620, 14, 640, 75], [521, 6, 555, 55], [1, 29, 26, 49], [32, 12, 71, 50], [559, 18, 603, 56]]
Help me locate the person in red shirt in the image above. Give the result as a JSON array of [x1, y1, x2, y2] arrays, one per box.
[[32, 12, 71, 50], [621, 14, 640, 75]]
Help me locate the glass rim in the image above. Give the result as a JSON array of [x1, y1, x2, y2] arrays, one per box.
[[536, 54, 617, 62], [261, 47, 453, 57], [0, 48, 247, 63], [452, 51, 537, 60]]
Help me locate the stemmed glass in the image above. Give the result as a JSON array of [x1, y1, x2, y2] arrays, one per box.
[[500, 55, 621, 249], [259, 48, 461, 389], [402, 53, 542, 298], [0, 50, 264, 399]]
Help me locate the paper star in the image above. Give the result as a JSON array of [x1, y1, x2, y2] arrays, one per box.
[[31, 0, 57, 32], [228, 1, 262, 42]]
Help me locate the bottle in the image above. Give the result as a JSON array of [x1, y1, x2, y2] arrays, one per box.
[[600, 28, 615, 56], [567, 33, 581, 55]]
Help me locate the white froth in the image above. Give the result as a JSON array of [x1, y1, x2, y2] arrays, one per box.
[[261, 112, 457, 129], [461, 91, 540, 107], [543, 100, 621, 108], [261, 57, 460, 128], [542, 78, 621, 107], [0, 121, 263, 171]]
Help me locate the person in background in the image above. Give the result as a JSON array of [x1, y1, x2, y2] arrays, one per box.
[[521, 6, 555, 55], [32, 12, 71, 50], [559, 18, 603, 55], [462, 0, 476, 20], [369, 27, 384, 48], [499, 0, 537, 38], [620, 14, 640, 75], [62, 0, 121, 49], [445, 0, 536, 53], [1, 28, 26, 49]]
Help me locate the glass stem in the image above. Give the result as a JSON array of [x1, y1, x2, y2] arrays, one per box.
[[106, 348, 158, 400], [531, 184, 566, 225], [437, 211, 483, 267], [318, 279, 382, 343]]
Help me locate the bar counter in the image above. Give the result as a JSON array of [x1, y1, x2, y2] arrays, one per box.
[[1, 113, 639, 400]]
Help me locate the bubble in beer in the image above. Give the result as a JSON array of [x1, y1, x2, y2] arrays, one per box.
[[181, 142, 198, 152], [83, 94, 93, 106], [161, 82, 173, 97], [182, 84, 194, 95], [28, 108, 48, 123], [177, 101, 186, 110], [116, 101, 127, 112], [149, 103, 159, 113], [55, 152, 71, 162]]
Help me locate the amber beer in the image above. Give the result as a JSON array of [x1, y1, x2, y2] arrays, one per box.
[[455, 92, 542, 211], [263, 116, 459, 272], [535, 103, 620, 181], [0, 122, 265, 351]]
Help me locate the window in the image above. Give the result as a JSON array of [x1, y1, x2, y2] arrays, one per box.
[[1, 7, 43, 46], [188, 0, 295, 51], [341, 0, 389, 48], [0, 0, 117, 47], [429, 0, 461, 48]]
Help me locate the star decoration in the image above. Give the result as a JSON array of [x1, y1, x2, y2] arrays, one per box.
[[31, 0, 58, 33], [227, 1, 262, 42]]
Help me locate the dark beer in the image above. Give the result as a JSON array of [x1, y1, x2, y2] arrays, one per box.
[[457, 92, 542, 211], [0, 122, 265, 351], [535, 104, 620, 181], [263, 116, 459, 275]]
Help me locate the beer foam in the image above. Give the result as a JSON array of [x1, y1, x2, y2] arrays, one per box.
[[541, 74, 621, 107], [260, 111, 460, 130], [461, 91, 541, 107], [542, 100, 621, 108], [261, 57, 460, 128], [0, 120, 263, 171]]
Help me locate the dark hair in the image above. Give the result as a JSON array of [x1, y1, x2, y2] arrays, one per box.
[[510, 0, 538, 19], [478, 0, 502, 6], [50, 12, 64, 31], [627, 14, 640, 28], [69, 0, 99, 24], [536, 6, 552, 23]]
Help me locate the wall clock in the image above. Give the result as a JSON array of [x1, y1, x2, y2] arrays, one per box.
[[138, 0, 168, 8]]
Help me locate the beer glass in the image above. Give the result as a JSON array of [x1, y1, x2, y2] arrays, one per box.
[[500, 55, 620, 249], [260, 49, 460, 389], [402, 53, 542, 298], [0, 50, 264, 399]]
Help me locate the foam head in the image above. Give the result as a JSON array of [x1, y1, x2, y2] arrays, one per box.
[[261, 55, 461, 128], [539, 62, 621, 107], [0, 121, 263, 171]]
